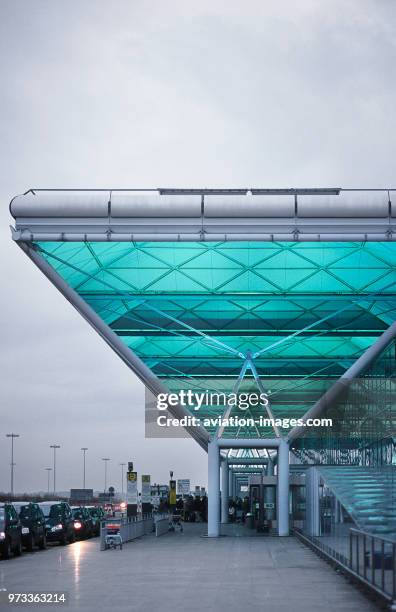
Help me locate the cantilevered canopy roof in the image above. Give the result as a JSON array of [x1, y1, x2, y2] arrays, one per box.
[[10, 189, 396, 448]]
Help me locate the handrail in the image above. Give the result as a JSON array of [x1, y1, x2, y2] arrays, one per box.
[[349, 527, 396, 604], [350, 526, 396, 547], [294, 527, 396, 608]]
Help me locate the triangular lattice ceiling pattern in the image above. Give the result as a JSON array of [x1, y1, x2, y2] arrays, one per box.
[[36, 240, 396, 438]]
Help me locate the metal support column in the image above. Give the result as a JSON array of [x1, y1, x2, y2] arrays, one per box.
[[208, 440, 220, 537], [221, 460, 229, 524], [232, 472, 237, 498], [277, 440, 290, 536], [229, 466, 234, 499], [305, 467, 320, 536], [265, 459, 276, 521], [335, 499, 340, 524]]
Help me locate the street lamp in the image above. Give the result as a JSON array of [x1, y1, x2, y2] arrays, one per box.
[[6, 433, 20, 497], [50, 444, 60, 495], [102, 458, 110, 493], [119, 463, 126, 496], [81, 448, 88, 489], [45, 467, 52, 494]]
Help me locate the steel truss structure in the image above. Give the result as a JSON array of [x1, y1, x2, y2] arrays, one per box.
[[10, 188, 396, 537]]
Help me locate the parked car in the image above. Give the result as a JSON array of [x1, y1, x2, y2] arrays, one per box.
[[0, 503, 22, 559], [12, 502, 46, 551], [71, 506, 94, 539], [86, 506, 105, 536], [38, 502, 75, 545]]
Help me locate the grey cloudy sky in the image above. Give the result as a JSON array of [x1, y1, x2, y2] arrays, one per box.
[[0, 0, 395, 493]]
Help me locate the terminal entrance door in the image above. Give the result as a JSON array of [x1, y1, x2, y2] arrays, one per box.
[[249, 484, 276, 533]]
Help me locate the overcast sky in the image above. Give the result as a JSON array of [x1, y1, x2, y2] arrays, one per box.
[[0, 0, 395, 494]]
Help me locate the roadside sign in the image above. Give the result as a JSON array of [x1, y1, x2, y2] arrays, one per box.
[[127, 471, 138, 504], [70, 488, 93, 503], [169, 480, 177, 505], [141, 474, 151, 504], [151, 494, 160, 508], [177, 479, 190, 495]]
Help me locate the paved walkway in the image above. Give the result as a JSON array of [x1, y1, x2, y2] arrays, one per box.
[[0, 525, 380, 611]]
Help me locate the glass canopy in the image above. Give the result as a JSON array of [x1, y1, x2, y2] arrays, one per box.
[[35, 240, 396, 441]]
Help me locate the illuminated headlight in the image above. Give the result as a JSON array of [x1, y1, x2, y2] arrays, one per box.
[[51, 524, 63, 531], [22, 527, 30, 534], [74, 521, 82, 530], [0, 532, 5, 539]]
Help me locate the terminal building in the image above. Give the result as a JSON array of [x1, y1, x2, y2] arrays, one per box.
[[10, 188, 396, 579]]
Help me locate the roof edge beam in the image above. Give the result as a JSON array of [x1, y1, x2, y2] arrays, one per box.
[[12, 228, 396, 243], [216, 438, 281, 449], [227, 458, 268, 465]]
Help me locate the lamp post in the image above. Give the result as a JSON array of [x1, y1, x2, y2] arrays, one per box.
[[50, 444, 60, 495], [102, 458, 110, 493], [45, 467, 52, 494], [6, 433, 20, 497], [120, 463, 126, 496], [81, 447, 88, 489]]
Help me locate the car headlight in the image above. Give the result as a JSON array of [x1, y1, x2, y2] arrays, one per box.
[[0, 532, 5, 539], [22, 527, 30, 534], [51, 524, 63, 531]]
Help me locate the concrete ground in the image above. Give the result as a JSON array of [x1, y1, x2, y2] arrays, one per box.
[[0, 524, 380, 612]]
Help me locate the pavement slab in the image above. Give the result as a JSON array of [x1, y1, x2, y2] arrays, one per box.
[[0, 524, 381, 612]]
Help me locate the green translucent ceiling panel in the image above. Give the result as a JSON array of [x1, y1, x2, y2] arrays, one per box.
[[35, 241, 396, 438]]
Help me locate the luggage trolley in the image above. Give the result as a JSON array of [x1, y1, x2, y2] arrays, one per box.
[[104, 521, 123, 550], [169, 509, 183, 533]]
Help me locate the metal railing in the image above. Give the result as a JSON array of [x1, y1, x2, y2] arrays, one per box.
[[100, 513, 172, 549], [349, 528, 396, 605], [294, 527, 396, 609], [154, 513, 170, 537], [100, 514, 154, 550]]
